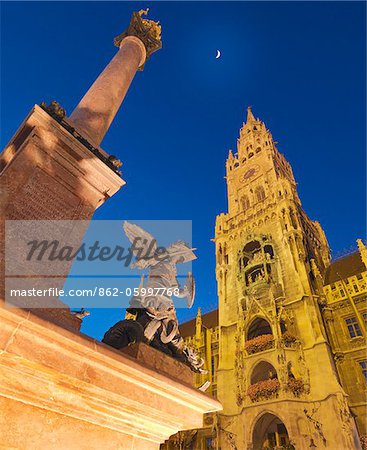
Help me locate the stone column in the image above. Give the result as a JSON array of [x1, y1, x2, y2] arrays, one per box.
[[0, 10, 161, 331], [69, 9, 162, 147]]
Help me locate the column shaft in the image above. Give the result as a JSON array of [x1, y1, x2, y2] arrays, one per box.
[[69, 36, 146, 147]]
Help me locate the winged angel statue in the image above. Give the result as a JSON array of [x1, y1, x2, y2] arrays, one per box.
[[102, 222, 205, 373]]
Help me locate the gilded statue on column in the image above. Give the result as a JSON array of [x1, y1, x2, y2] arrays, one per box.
[[114, 8, 162, 66]]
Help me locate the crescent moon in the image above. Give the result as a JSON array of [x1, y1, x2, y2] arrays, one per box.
[[216, 49, 221, 59]]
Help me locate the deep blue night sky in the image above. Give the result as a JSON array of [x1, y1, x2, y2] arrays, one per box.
[[1, 2, 365, 340]]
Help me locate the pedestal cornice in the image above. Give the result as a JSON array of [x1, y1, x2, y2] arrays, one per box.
[[0, 104, 125, 199], [0, 305, 221, 446]]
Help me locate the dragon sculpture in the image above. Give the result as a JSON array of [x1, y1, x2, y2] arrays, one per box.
[[102, 221, 205, 373]]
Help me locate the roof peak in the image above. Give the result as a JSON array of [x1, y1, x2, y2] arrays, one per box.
[[246, 106, 256, 123]]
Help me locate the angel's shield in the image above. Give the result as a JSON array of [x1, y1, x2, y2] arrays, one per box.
[[185, 272, 195, 308]]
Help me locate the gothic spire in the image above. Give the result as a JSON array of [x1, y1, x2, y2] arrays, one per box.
[[357, 239, 367, 269], [246, 106, 256, 124]]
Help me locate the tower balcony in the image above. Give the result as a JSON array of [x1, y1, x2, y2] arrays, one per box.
[[245, 334, 275, 355], [281, 331, 298, 348], [246, 359, 308, 404], [244, 332, 300, 357], [246, 379, 308, 404], [247, 378, 280, 402], [242, 259, 275, 290]]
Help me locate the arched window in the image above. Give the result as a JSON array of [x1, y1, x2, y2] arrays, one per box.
[[241, 195, 250, 211], [252, 413, 290, 449], [264, 244, 274, 260], [217, 244, 223, 264], [224, 244, 229, 265], [247, 317, 272, 340], [256, 186, 266, 202], [251, 361, 278, 384], [243, 240, 261, 254]]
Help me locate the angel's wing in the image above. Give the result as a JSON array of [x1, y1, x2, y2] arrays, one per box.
[[166, 241, 196, 263], [123, 222, 158, 264]]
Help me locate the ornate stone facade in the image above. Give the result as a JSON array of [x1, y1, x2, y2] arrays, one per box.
[[322, 247, 367, 436], [163, 108, 364, 450]]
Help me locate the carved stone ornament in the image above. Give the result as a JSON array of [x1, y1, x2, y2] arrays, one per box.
[[39, 101, 123, 176], [40, 100, 66, 120], [107, 155, 123, 170], [114, 9, 162, 68], [204, 414, 214, 426]]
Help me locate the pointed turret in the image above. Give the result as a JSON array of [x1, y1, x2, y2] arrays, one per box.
[[196, 307, 202, 323], [357, 239, 367, 269], [246, 106, 256, 124], [195, 307, 202, 348]]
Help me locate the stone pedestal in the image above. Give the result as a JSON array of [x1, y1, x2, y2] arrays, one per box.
[[121, 342, 193, 385], [0, 305, 221, 449], [0, 104, 124, 219], [0, 104, 125, 329], [0, 10, 163, 330]]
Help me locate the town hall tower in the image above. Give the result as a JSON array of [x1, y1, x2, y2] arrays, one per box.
[[213, 107, 360, 449]]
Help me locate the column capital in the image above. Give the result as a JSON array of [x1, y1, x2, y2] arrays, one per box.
[[114, 9, 162, 69]]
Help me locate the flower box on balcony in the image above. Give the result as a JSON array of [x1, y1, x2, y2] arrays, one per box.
[[281, 331, 298, 347], [360, 434, 367, 450], [245, 334, 274, 355], [286, 378, 305, 397], [247, 378, 280, 402]]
